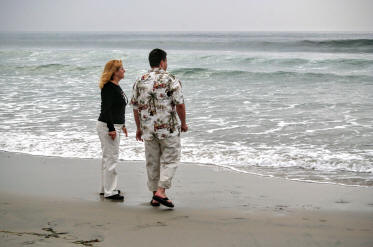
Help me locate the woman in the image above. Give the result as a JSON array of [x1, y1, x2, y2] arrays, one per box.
[[97, 60, 128, 201]]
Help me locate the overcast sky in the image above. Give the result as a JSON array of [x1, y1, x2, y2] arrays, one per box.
[[0, 0, 372, 32]]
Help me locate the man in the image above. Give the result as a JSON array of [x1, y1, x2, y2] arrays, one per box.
[[131, 48, 188, 208]]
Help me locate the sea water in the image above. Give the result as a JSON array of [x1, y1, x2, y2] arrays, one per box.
[[0, 32, 372, 186]]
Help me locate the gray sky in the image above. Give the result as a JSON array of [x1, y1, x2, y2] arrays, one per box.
[[0, 0, 372, 32]]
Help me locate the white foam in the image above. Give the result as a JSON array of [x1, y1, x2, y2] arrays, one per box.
[[1, 44, 373, 187]]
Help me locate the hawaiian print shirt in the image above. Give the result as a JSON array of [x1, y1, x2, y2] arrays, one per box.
[[131, 68, 184, 140]]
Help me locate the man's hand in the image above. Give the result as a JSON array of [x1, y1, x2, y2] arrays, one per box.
[[136, 129, 143, 142], [181, 123, 188, 132], [122, 126, 128, 137], [108, 131, 116, 140]]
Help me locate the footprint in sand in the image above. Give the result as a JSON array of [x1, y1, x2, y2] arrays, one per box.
[[335, 199, 350, 204], [135, 221, 168, 230], [360, 229, 371, 232], [275, 205, 288, 211], [22, 241, 35, 245], [170, 215, 189, 220], [232, 217, 247, 221]]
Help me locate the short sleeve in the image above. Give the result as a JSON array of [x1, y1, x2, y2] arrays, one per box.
[[171, 78, 184, 105], [130, 80, 139, 110]]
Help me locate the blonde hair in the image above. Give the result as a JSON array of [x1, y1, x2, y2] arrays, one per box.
[[99, 60, 123, 89]]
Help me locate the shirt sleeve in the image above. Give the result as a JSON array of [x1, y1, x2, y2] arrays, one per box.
[[171, 78, 184, 105], [101, 86, 115, 132], [130, 80, 139, 110]]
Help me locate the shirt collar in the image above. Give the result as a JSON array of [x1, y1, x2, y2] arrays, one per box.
[[149, 67, 165, 73]]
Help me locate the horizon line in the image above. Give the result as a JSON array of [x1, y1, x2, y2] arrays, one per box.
[[1, 30, 373, 33]]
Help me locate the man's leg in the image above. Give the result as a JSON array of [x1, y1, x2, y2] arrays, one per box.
[[154, 135, 181, 204], [144, 138, 161, 192]]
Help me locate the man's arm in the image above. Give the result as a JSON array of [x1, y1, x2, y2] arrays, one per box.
[[176, 104, 188, 132], [133, 109, 143, 141]]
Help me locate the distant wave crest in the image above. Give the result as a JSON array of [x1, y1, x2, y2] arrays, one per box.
[[171, 67, 372, 80], [300, 39, 373, 47], [13, 64, 101, 72]]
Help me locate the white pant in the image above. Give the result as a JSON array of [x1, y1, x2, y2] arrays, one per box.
[[97, 121, 123, 197], [144, 136, 181, 191]]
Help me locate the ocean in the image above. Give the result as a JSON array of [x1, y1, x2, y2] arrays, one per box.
[[0, 31, 372, 186]]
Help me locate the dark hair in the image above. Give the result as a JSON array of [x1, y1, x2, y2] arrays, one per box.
[[148, 48, 167, 67]]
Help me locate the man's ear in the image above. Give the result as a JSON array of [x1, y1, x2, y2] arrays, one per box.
[[160, 60, 165, 69]]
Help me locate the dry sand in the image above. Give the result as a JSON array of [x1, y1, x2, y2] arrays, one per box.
[[0, 151, 372, 246]]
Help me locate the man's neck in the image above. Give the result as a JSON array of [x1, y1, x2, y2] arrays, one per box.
[[151, 66, 165, 71]]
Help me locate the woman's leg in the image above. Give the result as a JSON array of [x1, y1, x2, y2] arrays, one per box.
[[97, 121, 120, 197]]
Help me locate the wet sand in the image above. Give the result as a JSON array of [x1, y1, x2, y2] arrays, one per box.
[[1, 151, 373, 246]]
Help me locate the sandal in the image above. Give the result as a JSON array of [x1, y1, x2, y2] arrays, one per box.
[[150, 199, 160, 207], [152, 195, 174, 208]]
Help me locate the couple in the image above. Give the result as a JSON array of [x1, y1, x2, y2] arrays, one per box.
[[96, 48, 188, 208]]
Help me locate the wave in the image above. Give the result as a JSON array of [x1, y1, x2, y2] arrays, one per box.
[[316, 58, 373, 66], [1, 135, 372, 186], [218, 38, 373, 53], [299, 39, 373, 48], [13, 64, 101, 72], [171, 67, 373, 80], [5, 56, 372, 74], [237, 57, 373, 67], [2, 60, 372, 80], [247, 57, 309, 65], [182, 53, 373, 68], [34, 64, 69, 69], [2, 32, 373, 53], [171, 67, 210, 75]]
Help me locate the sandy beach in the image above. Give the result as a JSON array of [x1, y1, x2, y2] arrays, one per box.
[[0, 151, 373, 246]]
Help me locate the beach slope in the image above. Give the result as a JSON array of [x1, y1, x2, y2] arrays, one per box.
[[0, 151, 372, 246]]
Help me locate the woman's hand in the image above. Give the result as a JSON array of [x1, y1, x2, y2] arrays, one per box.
[[122, 126, 128, 137], [108, 131, 116, 140]]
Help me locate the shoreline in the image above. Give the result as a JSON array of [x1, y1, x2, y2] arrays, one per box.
[[1, 150, 373, 211], [1, 151, 373, 246], [1, 150, 370, 188]]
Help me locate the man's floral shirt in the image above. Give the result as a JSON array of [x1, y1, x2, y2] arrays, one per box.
[[131, 68, 184, 140]]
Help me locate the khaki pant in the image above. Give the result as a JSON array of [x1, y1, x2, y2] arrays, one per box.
[[144, 136, 181, 191], [96, 121, 123, 197]]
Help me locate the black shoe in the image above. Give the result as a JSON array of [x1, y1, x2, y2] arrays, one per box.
[[152, 195, 174, 208], [150, 191, 160, 207], [150, 199, 160, 207], [105, 193, 124, 201], [100, 190, 121, 196]]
